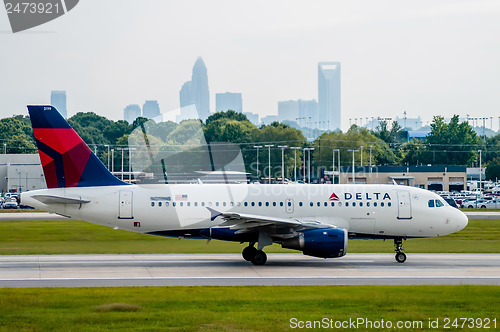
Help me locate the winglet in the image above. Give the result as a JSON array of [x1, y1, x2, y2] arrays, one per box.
[[206, 207, 222, 221]]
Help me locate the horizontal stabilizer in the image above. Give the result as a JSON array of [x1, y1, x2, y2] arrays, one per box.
[[32, 195, 90, 205]]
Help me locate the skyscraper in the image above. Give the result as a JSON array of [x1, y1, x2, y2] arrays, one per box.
[[50, 90, 67, 119], [318, 62, 341, 131], [278, 100, 299, 123], [298, 99, 318, 129], [179, 57, 210, 121], [123, 104, 141, 123], [142, 100, 160, 119], [216, 92, 242, 113], [179, 81, 192, 108]]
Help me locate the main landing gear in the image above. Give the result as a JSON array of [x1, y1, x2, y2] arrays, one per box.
[[242, 243, 267, 265], [394, 237, 407, 263]]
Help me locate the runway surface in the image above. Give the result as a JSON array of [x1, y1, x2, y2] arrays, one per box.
[[1, 253, 499, 287]]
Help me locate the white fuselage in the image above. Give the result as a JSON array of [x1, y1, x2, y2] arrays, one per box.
[[22, 183, 468, 239]]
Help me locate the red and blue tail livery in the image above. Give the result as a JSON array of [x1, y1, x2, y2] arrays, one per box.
[[27, 105, 126, 188]]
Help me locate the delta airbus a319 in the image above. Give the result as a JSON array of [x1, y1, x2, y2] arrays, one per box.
[[21, 106, 468, 265]]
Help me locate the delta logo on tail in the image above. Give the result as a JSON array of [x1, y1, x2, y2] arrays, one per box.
[[329, 192, 339, 201], [28, 105, 125, 188]]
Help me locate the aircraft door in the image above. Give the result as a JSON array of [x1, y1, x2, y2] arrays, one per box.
[[285, 198, 294, 213], [119, 190, 134, 219], [397, 191, 412, 219]]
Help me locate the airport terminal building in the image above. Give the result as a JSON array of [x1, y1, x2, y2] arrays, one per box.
[[0, 154, 45, 193], [336, 165, 466, 191]]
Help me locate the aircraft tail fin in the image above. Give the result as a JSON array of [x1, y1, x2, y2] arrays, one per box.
[[27, 105, 127, 188]]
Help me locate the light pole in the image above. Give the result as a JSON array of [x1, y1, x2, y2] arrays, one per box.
[[111, 149, 114, 174], [278, 145, 288, 183], [126, 147, 137, 182], [332, 148, 340, 184], [369, 145, 373, 183], [104, 145, 110, 170], [118, 148, 124, 180], [478, 149, 483, 188], [303, 148, 307, 182], [253, 145, 263, 180], [348, 149, 359, 184], [360, 145, 364, 167], [306, 148, 315, 184], [264, 144, 274, 184], [3, 143, 5, 154], [290, 147, 300, 182]]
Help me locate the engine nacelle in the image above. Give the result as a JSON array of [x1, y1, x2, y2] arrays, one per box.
[[282, 228, 347, 258]]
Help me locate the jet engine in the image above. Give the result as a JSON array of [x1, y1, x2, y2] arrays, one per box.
[[281, 228, 347, 258]]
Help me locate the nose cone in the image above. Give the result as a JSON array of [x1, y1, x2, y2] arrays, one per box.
[[455, 208, 468, 232]]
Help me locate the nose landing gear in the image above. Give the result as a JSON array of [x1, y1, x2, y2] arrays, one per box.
[[394, 237, 407, 263], [242, 243, 267, 265]]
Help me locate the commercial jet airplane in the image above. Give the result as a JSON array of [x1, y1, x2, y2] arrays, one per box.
[[21, 106, 468, 265]]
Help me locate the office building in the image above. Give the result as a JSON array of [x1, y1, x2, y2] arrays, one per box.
[[179, 57, 210, 121], [318, 62, 341, 131], [50, 90, 67, 119], [277, 100, 299, 123], [216, 92, 242, 113], [142, 100, 160, 119], [260, 115, 279, 125], [298, 99, 318, 129], [123, 104, 141, 124], [243, 112, 259, 125], [179, 81, 192, 108]]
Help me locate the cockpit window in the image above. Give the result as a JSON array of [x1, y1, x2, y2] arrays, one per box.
[[429, 199, 445, 208]]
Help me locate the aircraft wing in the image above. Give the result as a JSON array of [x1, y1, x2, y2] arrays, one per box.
[[206, 207, 335, 231], [31, 195, 90, 205]]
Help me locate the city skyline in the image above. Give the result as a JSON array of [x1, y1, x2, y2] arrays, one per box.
[[2, 1, 500, 131]]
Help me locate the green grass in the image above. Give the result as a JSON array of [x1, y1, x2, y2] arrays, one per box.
[[0, 219, 499, 255], [0, 286, 498, 331]]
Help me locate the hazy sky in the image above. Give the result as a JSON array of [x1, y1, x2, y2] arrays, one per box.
[[2, 0, 500, 131]]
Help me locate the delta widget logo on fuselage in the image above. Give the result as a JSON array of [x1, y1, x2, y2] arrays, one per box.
[[329, 192, 392, 201]]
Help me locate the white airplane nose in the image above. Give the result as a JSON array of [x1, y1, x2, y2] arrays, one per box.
[[456, 209, 468, 231]]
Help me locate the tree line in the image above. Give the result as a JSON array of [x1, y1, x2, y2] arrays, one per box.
[[0, 111, 499, 180]]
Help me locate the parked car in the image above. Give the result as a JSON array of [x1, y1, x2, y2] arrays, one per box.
[[442, 197, 458, 208], [462, 199, 490, 209], [2, 197, 18, 209], [476, 199, 500, 209]]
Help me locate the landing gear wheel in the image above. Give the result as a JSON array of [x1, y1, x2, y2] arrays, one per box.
[[242, 246, 257, 261], [394, 237, 407, 263], [395, 252, 407, 263], [251, 250, 267, 265]]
